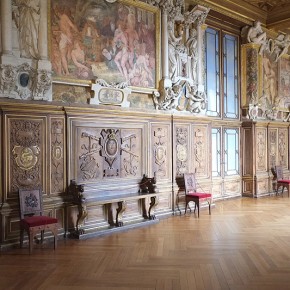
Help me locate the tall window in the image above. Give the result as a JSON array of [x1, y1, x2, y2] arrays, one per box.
[[212, 127, 239, 177], [205, 28, 239, 119]]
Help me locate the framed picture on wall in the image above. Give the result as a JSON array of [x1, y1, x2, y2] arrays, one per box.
[[49, 0, 160, 91]]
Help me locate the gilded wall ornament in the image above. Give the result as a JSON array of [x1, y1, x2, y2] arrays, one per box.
[[12, 145, 40, 170]]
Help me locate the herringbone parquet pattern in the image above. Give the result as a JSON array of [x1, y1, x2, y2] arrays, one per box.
[[2, 196, 290, 290]]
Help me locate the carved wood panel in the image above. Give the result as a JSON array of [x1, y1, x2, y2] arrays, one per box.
[[256, 127, 267, 172], [192, 124, 209, 177], [268, 128, 278, 169], [152, 125, 170, 179], [8, 117, 45, 197], [278, 128, 288, 167], [73, 125, 142, 182], [175, 125, 189, 177], [50, 117, 65, 194]]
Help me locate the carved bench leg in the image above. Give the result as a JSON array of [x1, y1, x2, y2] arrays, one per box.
[[116, 201, 127, 227], [148, 196, 159, 220], [76, 202, 88, 235]]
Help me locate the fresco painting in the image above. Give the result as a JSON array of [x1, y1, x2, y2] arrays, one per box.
[[279, 58, 290, 108], [50, 0, 156, 88]]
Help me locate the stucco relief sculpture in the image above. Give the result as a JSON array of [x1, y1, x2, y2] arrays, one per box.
[[274, 34, 290, 62], [245, 21, 268, 55], [168, 20, 186, 82], [12, 0, 40, 59], [242, 21, 290, 61], [186, 28, 198, 82], [153, 0, 209, 114]]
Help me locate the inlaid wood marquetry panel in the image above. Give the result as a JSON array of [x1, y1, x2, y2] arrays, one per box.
[[256, 127, 267, 172]]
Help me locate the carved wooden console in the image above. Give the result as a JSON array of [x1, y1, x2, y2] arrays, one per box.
[[69, 175, 159, 238]]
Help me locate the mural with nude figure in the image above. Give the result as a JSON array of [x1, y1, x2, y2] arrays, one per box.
[[50, 0, 157, 89]]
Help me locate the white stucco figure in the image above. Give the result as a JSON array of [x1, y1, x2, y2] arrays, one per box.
[[247, 20, 267, 55], [14, 0, 40, 59], [186, 28, 198, 81], [168, 20, 186, 81]]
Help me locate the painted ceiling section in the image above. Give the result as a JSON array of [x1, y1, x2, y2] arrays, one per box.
[[194, 0, 290, 34]]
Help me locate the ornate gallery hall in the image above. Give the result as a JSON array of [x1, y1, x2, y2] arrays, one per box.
[[1, 0, 290, 288]]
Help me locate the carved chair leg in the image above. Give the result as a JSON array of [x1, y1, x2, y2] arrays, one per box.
[[208, 199, 211, 215], [53, 227, 58, 250], [29, 231, 34, 254], [40, 230, 44, 244], [20, 228, 24, 248], [196, 200, 200, 218]]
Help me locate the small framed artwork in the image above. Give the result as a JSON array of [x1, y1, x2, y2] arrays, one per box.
[[49, 0, 160, 91]]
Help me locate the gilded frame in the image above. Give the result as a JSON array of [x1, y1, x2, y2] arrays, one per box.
[[49, 0, 160, 92]]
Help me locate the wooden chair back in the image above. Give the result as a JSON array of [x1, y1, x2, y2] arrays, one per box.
[[19, 188, 43, 219], [275, 165, 284, 180], [184, 173, 197, 194]]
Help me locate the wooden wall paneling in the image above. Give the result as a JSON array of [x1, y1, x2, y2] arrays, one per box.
[[151, 122, 171, 181], [49, 115, 66, 195], [268, 127, 278, 170], [212, 180, 223, 200], [66, 114, 147, 185], [5, 113, 47, 198], [242, 121, 255, 196], [223, 177, 241, 198], [255, 125, 269, 197], [191, 122, 211, 179], [278, 127, 288, 168], [256, 126, 268, 173], [0, 104, 66, 247], [173, 123, 190, 178], [172, 119, 190, 214], [150, 120, 173, 215]]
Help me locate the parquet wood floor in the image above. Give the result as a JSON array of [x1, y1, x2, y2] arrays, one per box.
[[2, 196, 290, 290]]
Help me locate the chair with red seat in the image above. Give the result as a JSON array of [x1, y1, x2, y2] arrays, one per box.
[[184, 173, 212, 217], [19, 188, 58, 254], [274, 166, 290, 197]]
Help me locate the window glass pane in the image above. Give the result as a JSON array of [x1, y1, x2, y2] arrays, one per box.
[[206, 28, 220, 117], [223, 34, 238, 118], [212, 128, 221, 177], [224, 128, 239, 175]]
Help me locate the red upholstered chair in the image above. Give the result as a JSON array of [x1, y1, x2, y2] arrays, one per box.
[[274, 166, 290, 197], [184, 173, 212, 217], [19, 189, 58, 253]]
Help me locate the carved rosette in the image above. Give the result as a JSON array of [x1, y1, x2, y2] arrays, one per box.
[[10, 120, 42, 191], [176, 127, 188, 176], [51, 119, 65, 193]]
